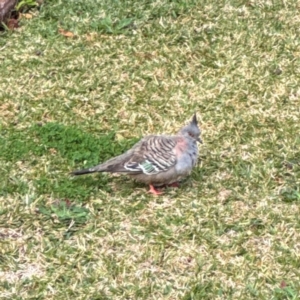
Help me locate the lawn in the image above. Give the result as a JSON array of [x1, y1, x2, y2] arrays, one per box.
[[1, 0, 300, 299]]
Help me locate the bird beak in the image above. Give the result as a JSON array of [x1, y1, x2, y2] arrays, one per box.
[[197, 137, 203, 143]]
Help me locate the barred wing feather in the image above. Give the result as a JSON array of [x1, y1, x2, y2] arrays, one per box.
[[124, 136, 177, 175]]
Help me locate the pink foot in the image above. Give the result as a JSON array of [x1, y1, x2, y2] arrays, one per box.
[[148, 184, 163, 195]]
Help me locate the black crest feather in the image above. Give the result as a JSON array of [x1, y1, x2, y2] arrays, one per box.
[[192, 114, 197, 124]]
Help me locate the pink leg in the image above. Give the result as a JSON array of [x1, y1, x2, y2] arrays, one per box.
[[167, 182, 180, 188], [148, 184, 163, 195]]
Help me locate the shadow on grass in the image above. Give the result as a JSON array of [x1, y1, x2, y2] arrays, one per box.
[[0, 122, 139, 200]]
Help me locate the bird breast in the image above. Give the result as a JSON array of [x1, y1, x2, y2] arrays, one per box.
[[174, 138, 198, 176]]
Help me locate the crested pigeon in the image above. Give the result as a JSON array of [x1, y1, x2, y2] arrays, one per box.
[[71, 114, 202, 195]]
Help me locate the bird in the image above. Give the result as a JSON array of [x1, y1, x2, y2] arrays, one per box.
[[70, 114, 202, 195]]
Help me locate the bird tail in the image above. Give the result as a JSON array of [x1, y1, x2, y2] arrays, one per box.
[[70, 151, 134, 176], [70, 166, 105, 176]]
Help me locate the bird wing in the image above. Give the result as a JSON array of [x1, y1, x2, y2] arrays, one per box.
[[124, 135, 177, 175]]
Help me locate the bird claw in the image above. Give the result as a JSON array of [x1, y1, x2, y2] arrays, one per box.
[[148, 185, 163, 195], [147, 182, 180, 195]]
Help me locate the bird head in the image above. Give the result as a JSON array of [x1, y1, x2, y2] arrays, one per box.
[[179, 114, 202, 143]]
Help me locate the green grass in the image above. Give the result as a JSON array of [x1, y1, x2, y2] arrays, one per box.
[[1, 0, 300, 299]]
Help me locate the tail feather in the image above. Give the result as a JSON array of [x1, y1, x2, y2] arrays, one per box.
[[70, 167, 97, 176], [71, 161, 128, 176], [71, 152, 134, 176]]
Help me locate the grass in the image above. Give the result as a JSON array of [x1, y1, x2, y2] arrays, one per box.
[[1, 0, 300, 298]]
